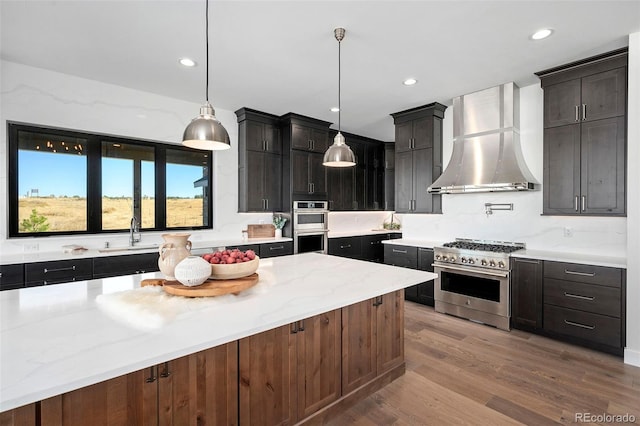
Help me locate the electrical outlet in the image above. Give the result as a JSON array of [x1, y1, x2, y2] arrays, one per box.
[[563, 227, 573, 238]]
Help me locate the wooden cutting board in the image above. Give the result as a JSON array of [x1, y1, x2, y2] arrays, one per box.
[[162, 273, 259, 297], [247, 224, 275, 238]]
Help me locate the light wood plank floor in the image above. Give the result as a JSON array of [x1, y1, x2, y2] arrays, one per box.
[[328, 302, 640, 425]]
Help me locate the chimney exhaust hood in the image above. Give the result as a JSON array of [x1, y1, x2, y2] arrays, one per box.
[[428, 82, 539, 194]]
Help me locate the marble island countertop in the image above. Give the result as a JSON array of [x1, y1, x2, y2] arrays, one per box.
[[0, 252, 436, 412], [0, 236, 293, 266]]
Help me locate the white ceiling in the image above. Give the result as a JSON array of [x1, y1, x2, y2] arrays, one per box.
[[1, 0, 639, 141]]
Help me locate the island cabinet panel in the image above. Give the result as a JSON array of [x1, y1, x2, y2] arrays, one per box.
[[39, 343, 238, 426], [0, 403, 36, 426], [239, 324, 295, 426], [341, 290, 404, 395]]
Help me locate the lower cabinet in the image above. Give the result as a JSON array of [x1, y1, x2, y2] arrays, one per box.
[[39, 343, 239, 426], [259, 241, 294, 258], [328, 234, 399, 263], [24, 259, 93, 287], [510, 257, 543, 331], [93, 253, 159, 279], [0, 264, 24, 290], [383, 244, 434, 306], [0, 404, 36, 426], [341, 291, 404, 395], [239, 309, 342, 425]]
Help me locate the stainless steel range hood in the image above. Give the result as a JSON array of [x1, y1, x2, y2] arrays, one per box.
[[428, 82, 539, 194]]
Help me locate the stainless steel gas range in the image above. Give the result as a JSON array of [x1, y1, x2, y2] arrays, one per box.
[[433, 238, 525, 331]]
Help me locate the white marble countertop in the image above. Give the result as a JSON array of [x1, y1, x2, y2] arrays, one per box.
[[381, 238, 443, 249], [511, 249, 626, 269], [0, 237, 293, 265], [0, 252, 436, 412], [328, 230, 402, 239]]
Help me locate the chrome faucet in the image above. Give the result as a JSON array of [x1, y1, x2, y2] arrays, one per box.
[[129, 216, 141, 246]]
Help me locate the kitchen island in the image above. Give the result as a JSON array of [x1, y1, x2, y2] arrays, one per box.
[[0, 252, 436, 425]]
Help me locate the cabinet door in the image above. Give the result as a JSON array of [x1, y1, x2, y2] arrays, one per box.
[[376, 291, 404, 374], [239, 325, 296, 426], [93, 253, 159, 279], [581, 117, 625, 215], [341, 299, 377, 395], [263, 152, 282, 212], [259, 241, 294, 258], [394, 151, 413, 213], [246, 151, 267, 211], [311, 128, 329, 153], [291, 150, 310, 194], [328, 236, 361, 259], [511, 258, 543, 330], [264, 123, 282, 154], [0, 264, 24, 290], [383, 244, 417, 269], [295, 311, 342, 420], [543, 124, 581, 215], [413, 148, 434, 213], [308, 153, 327, 196], [394, 121, 413, 153], [246, 121, 266, 152], [40, 367, 158, 426], [326, 168, 344, 211], [412, 117, 432, 150], [25, 259, 93, 286], [544, 79, 582, 128], [291, 124, 312, 151], [164, 343, 238, 426], [0, 403, 36, 426], [415, 248, 435, 306], [360, 235, 387, 263], [581, 68, 626, 122]]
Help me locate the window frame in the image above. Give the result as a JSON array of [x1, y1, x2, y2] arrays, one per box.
[[7, 121, 213, 238]]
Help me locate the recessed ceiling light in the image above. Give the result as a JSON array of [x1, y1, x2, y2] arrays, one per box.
[[403, 78, 418, 86], [531, 28, 553, 40], [330, 107, 340, 112], [179, 57, 197, 67]]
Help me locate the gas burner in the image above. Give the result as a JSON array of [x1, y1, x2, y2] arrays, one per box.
[[434, 238, 525, 271], [442, 240, 524, 254]]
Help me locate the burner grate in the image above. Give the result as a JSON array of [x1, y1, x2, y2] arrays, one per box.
[[442, 241, 524, 254]]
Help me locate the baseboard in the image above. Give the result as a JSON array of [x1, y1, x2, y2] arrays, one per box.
[[624, 347, 640, 367]]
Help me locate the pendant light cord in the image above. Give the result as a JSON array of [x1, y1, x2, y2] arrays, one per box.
[[337, 37, 341, 132], [205, 0, 209, 103]]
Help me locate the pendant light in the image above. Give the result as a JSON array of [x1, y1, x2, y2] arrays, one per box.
[[323, 27, 356, 167], [182, 0, 230, 151]]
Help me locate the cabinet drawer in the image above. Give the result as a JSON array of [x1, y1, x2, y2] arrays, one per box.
[[543, 304, 621, 348], [544, 278, 620, 318], [260, 241, 293, 258], [25, 259, 93, 285], [383, 245, 417, 269], [0, 264, 24, 289], [360, 235, 389, 262], [328, 237, 361, 259], [93, 253, 160, 279], [543, 261, 621, 288]]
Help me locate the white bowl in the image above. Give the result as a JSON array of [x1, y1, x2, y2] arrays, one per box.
[[210, 256, 259, 280], [174, 256, 211, 287]]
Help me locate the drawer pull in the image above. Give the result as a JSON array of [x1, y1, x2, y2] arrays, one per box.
[[392, 249, 408, 254], [514, 259, 539, 265], [145, 366, 157, 383], [564, 269, 595, 277], [564, 319, 595, 330], [270, 245, 284, 251], [564, 292, 595, 301], [159, 362, 171, 378], [340, 244, 351, 249], [44, 265, 76, 274]]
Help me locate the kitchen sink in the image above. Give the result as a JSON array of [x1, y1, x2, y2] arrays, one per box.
[[98, 245, 158, 253]]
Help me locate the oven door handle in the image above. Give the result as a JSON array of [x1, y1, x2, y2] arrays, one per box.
[[295, 229, 329, 235], [433, 263, 509, 278]]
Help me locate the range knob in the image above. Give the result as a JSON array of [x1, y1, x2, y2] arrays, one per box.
[[449, 255, 457, 262], [480, 259, 488, 266], [441, 255, 448, 261], [468, 258, 475, 265], [489, 260, 496, 267], [498, 261, 505, 269], [461, 257, 467, 264], [435, 254, 441, 261]]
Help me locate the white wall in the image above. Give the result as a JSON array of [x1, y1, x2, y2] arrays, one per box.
[[625, 32, 640, 367], [0, 61, 272, 253]]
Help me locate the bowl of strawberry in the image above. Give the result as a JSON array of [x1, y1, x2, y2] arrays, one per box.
[[202, 249, 259, 280]]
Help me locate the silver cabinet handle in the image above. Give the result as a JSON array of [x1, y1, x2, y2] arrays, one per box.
[[574, 196, 579, 212], [311, 183, 315, 194], [564, 269, 596, 277], [265, 198, 269, 210], [582, 104, 586, 120], [0, 272, 3, 278], [514, 258, 539, 265], [575, 105, 580, 121], [44, 265, 76, 273], [564, 319, 595, 330], [581, 195, 586, 212], [269, 245, 285, 251], [340, 244, 351, 249], [392, 249, 407, 254], [564, 292, 595, 301], [44, 277, 76, 285]]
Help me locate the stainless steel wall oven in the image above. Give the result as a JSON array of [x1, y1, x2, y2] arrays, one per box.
[[293, 201, 329, 254]]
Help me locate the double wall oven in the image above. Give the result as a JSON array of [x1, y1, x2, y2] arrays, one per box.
[[293, 201, 329, 254], [433, 238, 525, 331]]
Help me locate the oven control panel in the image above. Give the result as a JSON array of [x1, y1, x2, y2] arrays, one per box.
[[434, 249, 509, 270]]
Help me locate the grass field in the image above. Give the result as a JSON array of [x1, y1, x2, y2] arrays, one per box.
[[18, 197, 204, 232]]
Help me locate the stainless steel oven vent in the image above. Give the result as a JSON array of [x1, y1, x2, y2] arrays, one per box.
[[428, 82, 539, 194]]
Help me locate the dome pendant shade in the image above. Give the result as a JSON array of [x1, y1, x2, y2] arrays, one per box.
[[182, 102, 231, 150], [323, 132, 356, 167]]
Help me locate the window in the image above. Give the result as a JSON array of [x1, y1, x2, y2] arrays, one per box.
[[8, 123, 213, 237]]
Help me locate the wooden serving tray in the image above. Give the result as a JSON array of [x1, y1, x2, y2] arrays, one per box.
[[162, 273, 259, 297]]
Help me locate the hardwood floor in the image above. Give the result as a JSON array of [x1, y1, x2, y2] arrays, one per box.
[[328, 302, 640, 425]]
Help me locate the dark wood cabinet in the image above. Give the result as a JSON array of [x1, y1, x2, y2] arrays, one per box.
[[291, 124, 329, 153], [291, 150, 326, 199], [341, 290, 404, 395], [537, 48, 627, 216], [384, 143, 395, 211], [360, 234, 389, 263], [510, 257, 543, 331], [328, 236, 361, 259], [41, 343, 239, 426], [414, 248, 435, 306], [383, 244, 433, 306], [24, 259, 93, 287], [329, 234, 396, 263], [0, 403, 36, 426], [236, 108, 283, 212], [326, 167, 353, 211], [383, 244, 417, 269], [391, 103, 446, 214], [93, 253, 159, 279], [0, 264, 24, 290], [365, 143, 385, 210], [259, 241, 293, 258]]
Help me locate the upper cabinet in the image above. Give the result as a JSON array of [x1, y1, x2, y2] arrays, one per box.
[[236, 108, 283, 212], [391, 103, 447, 214], [536, 48, 627, 216]]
